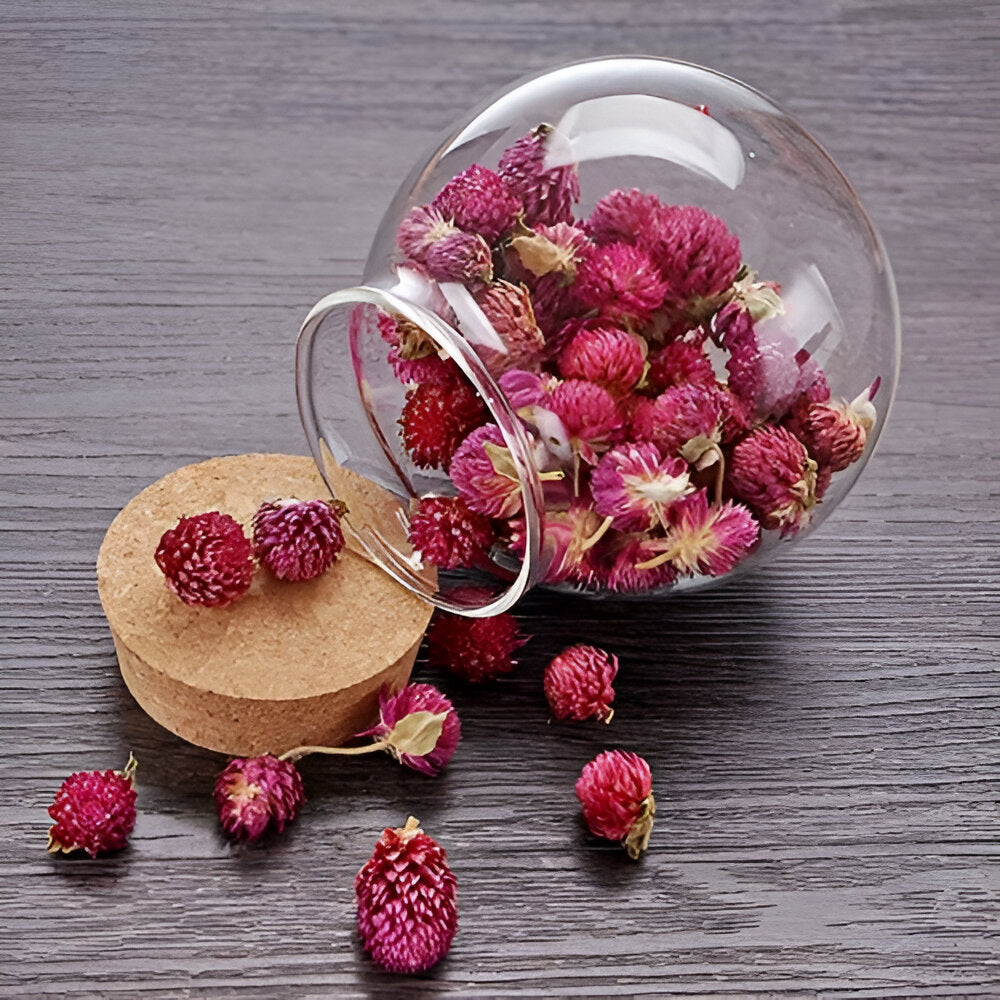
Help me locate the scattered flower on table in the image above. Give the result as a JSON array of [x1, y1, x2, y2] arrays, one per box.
[[575, 749, 655, 860]]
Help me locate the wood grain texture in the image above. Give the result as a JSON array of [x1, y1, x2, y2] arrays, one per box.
[[2, 1, 998, 997]]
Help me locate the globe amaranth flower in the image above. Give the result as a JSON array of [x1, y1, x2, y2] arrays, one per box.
[[548, 379, 624, 465], [591, 442, 692, 532], [637, 489, 760, 577], [425, 603, 527, 683], [355, 683, 461, 776], [544, 644, 618, 723], [423, 231, 494, 284], [214, 754, 305, 841], [395, 204, 460, 261], [585, 187, 665, 246], [573, 242, 670, 326], [576, 750, 655, 860], [497, 123, 580, 227], [639, 203, 742, 304], [251, 498, 346, 582], [432, 163, 522, 243], [510, 499, 611, 587], [473, 280, 545, 374], [646, 337, 716, 391], [558, 324, 647, 395], [596, 532, 678, 594], [406, 495, 495, 570], [449, 423, 525, 519], [629, 381, 722, 455], [399, 380, 488, 470], [727, 425, 819, 536], [355, 816, 458, 974], [506, 221, 589, 284], [47, 755, 138, 857]]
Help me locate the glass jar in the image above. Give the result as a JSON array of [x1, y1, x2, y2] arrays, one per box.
[[296, 56, 901, 616]]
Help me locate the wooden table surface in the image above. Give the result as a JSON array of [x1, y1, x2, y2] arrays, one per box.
[[3, 2, 998, 997]]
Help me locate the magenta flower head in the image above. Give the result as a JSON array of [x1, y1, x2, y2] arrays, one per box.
[[647, 338, 716, 391], [558, 324, 647, 394], [576, 750, 655, 860], [585, 187, 665, 246], [424, 231, 494, 285], [356, 816, 458, 974], [544, 644, 618, 723], [432, 163, 522, 243], [449, 424, 524, 518], [548, 379, 624, 464], [426, 601, 528, 683], [497, 124, 580, 227], [252, 498, 346, 582], [727, 426, 818, 536], [473, 280, 545, 374], [591, 442, 692, 532], [407, 495, 495, 570], [639, 489, 760, 578], [573, 242, 670, 325], [214, 754, 305, 841], [395, 204, 459, 261], [630, 382, 722, 455], [598, 532, 677, 594], [639, 203, 742, 302], [47, 755, 138, 858], [356, 683, 461, 777]]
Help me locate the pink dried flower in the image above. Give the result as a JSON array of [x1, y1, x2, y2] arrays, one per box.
[[407, 495, 495, 570], [715, 383, 754, 444], [47, 755, 137, 857], [388, 349, 457, 387], [647, 338, 716, 391], [544, 644, 618, 723], [252, 498, 346, 582], [591, 442, 692, 532], [576, 750, 655, 859], [630, 382, 722, 454], [574, 242, 670, 325], [154, 511, 254, 608], [356, 683, 461, 776], [355, 816, 458, 974], [597, 533, 677, 594], [643, 489, 760, 577], [214, 754, 305, 841], [449, 424, 524, 518], [549, 379, 623, 463], [400, 380, 488, 470], [395, 204, 459, 261], [432, 163, 522, 243], [424, 231, 494, 284], [497, 367, 559, 410], [728, 425, 819, 535], [497, 124, 580, 226], [558, 324, 647, 394], [796, 400, 868, 472], [586, 188, 665, 246], [510, 499, 609, 587], [425, 604, 527, 683], [473, 280, 545, 373], [640, 204, 741, 302]]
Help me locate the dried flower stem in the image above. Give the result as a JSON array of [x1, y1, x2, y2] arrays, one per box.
[[279, 742, 387, 763]]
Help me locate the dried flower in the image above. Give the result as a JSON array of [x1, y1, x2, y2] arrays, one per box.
[[639, 489, 760, 577], [575, 750, 655, 860], [400, 380, 488, 470], [510, 499, 611, 587], [497, 367, 560, 410], [507, 221, 588, 282], [640, 203, 742, 303], [630, 382, 722, 455], [407, 495, 495, 570], [591, 442, 692, 532], [548, 379, 623, 464], [795, 399, 869, 472], [585, 188, 665, 246], [252, 498, 346, 582], [497, 124, 580, 227], [355, 683, 461, 776], [449, 424, 524, 518], [646, 338, 716, 391], [355, 816, 458, 974], [424, 231, 494, 284], [214, 754, 305, 841], [473, 280, 545, 373], [154, 511, 254, 608], [47, 755, 137, 857], [558, 325, 647, 394], [425, 604, 527, 682], [574, 242, 670, 325], [544, 644, 618, 723], [395, 204, 460, 261], [432, 163, 522, 243], [597, 532, 678, 593], [728, 425, 818, 535]]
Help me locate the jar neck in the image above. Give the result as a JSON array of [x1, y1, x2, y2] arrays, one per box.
[[296, 283, 545, 616]]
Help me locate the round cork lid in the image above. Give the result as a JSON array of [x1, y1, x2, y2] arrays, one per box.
[[97, 453, 434, 756]]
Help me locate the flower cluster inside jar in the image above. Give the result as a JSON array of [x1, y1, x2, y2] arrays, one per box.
[[378, 122, 879, 593]]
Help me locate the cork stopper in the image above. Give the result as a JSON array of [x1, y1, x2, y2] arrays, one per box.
[[96, 454, 434, 756]]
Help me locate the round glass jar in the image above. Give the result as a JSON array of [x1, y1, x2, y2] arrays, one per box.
[[296, 56, 901, 616]]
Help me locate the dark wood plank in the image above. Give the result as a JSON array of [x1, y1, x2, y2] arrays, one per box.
[[2, 1, 998, 996]]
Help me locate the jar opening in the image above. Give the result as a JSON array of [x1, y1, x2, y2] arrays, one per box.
[[296, 285, 544, 616]]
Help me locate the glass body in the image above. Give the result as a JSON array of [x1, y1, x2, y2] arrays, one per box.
[[297, 56, 901, 616]]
